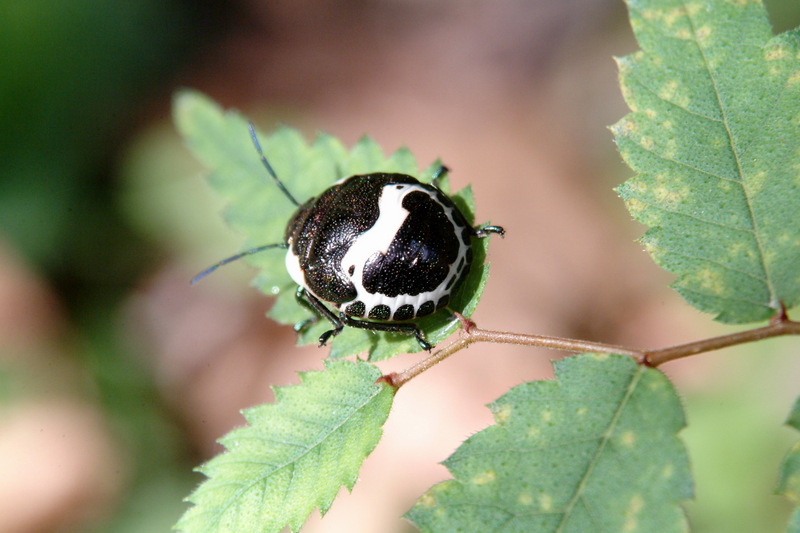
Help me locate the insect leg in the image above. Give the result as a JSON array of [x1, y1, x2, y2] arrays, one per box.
[[431, 165, 450, 189], [474, 225, 505, 238], [340, 317, 433, 351], [295, 288, 346, 346], [292, 286, 321, 332]]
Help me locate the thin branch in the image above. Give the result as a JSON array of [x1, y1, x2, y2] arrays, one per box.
[[387, 327, 643, 388], [642, 313, 800, 366], [385, 311, 800, 388]]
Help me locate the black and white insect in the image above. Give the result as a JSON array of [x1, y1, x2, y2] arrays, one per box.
[[193, 124, 504, 350]]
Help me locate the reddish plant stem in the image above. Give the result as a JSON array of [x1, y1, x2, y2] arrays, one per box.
[[388, 329, 642, 388], [386, 314, 800, 389], [642, 315, 800, 367]]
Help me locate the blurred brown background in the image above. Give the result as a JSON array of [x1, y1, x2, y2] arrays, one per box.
[[2, 1, 800, 532]]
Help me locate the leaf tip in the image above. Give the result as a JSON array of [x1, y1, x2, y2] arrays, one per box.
[[172, 89, 208, 122]]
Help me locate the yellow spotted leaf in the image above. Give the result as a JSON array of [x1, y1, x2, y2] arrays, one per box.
[[613, 0, 800, 323], [407, 354, 692, 532], [175, 360, 395, 533]]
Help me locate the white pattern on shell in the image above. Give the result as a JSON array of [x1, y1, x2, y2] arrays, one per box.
[[286, 182, 471, 320]]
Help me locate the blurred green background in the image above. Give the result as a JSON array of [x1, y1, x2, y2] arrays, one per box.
[[1, 1, 799, 532]]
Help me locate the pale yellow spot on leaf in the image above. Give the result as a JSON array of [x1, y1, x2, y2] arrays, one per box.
[[728, 241, 748, 260], [621, 84, 634, 103], [659, 80, 679, 101], [788, 71, 800, 86], [641, 9, 659, 21], [621, 430, 636, 447], [418, 492, 437, 507], [618, 118, 638, 135], [696, 25, 711, 41], [685, 3, 703, 16], [696, 266, 726, 295], [625, 198, 647, 217], [540, 493, 553, 512], [663, 139, 678, 159], [766, 46, 788, 61], [777, 231, 793, 245], [658, 80, 691, 108], [541, 409, 553, 423], [642, 240, 658, 256], [518, 493, 534, 506], [624, 494, 644, 532], [528, 426, 540, 439], [627, 179, 647, 194], [676, 28, 691, 40], [763, 248, 778, 266], [664, 7, 685, 26], [747, 171, 767, 196], [654, 184, 685, 208], [576, 407, 587, 416], [662, 119, 674, 130], [640, 136, 654, 150], [495, 403, 512, 424], [644, 108, 657, 119], [590, 352, 610, 361], [472, 471, 496, 485], [662, 464, 674, 479]]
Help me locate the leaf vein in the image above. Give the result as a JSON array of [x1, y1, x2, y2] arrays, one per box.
[[627, 194, 754, 234], [631, 141, 742, 186], [682, 0, 777, 310], [654, 247, 769, 286], [628, 70, 723, 123], [207, 386, 384, 530], [555, 367, 644, 532], [675, 285, 775, 309]]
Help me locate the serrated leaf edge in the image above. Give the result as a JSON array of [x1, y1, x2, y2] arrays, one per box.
[[176, 361, 393, 533]]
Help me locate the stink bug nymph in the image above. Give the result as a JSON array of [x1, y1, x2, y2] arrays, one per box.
[[193, 124, 504, 351]]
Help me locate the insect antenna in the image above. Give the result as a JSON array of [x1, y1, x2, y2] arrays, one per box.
[[248, 123, 300, 207], [191, 243, 288, 285]]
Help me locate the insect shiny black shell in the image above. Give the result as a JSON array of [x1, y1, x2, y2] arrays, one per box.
[[192, 124, 504, 351], [284, 173, 475, 323]]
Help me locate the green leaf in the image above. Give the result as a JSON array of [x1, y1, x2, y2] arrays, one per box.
[[613, 0, 800, 323], [778, 397, 800, 532], [173, 90, 497, 360], [406, 354, 692, 532], [175, 360, 395, 533]]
